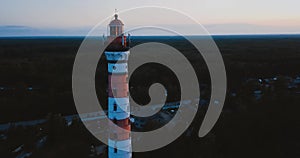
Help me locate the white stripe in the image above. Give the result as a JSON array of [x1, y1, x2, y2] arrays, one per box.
[[108, 138, 131, 150], [105, 51, 130, 61], [108, 63, 128, 73], [108, 97, 130, 113]]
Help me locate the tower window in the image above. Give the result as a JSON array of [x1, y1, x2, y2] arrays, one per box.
[[113, 103, 117, 111]]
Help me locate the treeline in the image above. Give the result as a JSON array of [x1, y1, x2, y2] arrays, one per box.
[[1, 36, 300, 122]]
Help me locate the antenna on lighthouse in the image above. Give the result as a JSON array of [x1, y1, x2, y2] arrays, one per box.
[[114, 9, 119, 21]]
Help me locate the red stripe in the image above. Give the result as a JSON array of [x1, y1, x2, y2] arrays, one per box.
[[109, 118, 131, 140]]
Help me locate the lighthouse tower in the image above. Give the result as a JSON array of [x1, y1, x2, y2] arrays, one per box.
[[105, 13, 132, 158]]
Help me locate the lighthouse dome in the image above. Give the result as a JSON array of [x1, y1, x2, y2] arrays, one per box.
[[109, 14, 124, 37], [109, 14, 124, 26]]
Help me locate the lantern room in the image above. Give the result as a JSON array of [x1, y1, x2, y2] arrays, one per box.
[[109, 14, 124, 37]]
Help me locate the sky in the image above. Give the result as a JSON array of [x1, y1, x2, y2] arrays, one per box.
[[0, 0, 300, 36]]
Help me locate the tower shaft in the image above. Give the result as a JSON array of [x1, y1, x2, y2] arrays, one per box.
[[105, 13, 132, 158]]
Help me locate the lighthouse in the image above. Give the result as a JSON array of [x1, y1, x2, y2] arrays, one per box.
[[105, 13, 132, 158]]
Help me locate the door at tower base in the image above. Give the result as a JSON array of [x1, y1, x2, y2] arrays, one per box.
[[108, 139, 132, 158], [108, 147, 132, 158]]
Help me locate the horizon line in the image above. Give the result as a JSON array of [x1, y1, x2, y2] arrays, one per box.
[[1, 33, 300, 38]]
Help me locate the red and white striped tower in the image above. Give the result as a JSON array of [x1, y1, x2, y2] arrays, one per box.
[[105, 13, 132, 158]]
